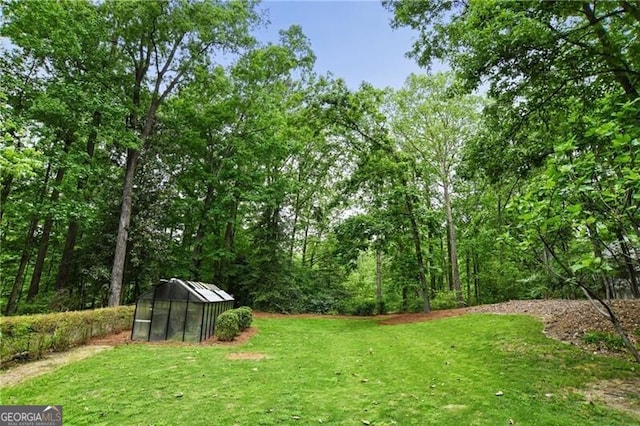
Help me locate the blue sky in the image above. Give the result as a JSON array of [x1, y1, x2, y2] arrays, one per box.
[[255, 0, 435, 89]]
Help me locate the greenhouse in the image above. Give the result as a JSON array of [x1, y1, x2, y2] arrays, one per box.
[[131, 278, 234, 342]]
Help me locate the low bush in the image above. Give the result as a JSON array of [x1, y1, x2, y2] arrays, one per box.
[[350, 300, 377, 316], [234, 306, 253, 331], [430, 291, 462, 310], [583, 331, 625, 351], [215, 310, 239, 341], [0, 306, 134, 363]]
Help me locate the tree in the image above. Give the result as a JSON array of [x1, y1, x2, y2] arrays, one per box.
[[101, 0, 260, 306], [390, 73, 483, 306], [385, 1, 639, 179]]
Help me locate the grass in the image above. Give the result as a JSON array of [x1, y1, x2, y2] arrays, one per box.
[[2, 314, 639, 425]]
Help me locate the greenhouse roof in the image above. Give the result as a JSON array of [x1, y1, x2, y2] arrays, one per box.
[[160, 278, 234, 303]]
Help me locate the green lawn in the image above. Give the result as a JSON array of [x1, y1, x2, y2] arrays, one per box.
[[2, 314, 639, 425]]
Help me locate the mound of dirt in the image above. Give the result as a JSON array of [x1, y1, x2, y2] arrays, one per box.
[[467, 299, 640, 357]]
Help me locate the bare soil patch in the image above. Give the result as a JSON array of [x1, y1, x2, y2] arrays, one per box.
[[0, 345, 112, 388], [578, 378, 640, 420], [225, 352, 267, 360], [88, 326, 259, 347], [377, 308, 469, 325]]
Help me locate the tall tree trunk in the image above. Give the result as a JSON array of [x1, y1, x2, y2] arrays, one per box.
[[427, 228, 437, 293], [289, 190, 301, 259], [375, 247, 383, 314], [301, 221, 310, 266], [446, 222, 453, 291], [192, 183, 215, 279], [55, 110, 100, 292], [403, 189, 430, 313], [443, 180, 463, 306], [473, 253, 480, 304], [55, 220, 79, 291], [27, 134, 73, 301], [4, 218, 38, 315], [26, 215, 55, 301], [108, 146, 140, 306], [466, 250, 471, 303]]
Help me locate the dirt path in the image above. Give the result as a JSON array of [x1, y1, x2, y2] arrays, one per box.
[[0, 345, 112, 388]]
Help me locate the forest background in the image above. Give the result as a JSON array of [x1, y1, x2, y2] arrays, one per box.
[[1, 0, 639, 317]]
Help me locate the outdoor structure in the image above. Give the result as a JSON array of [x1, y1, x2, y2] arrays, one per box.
[[131, 278, 234, 342]]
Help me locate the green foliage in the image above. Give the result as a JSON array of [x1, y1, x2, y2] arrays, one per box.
[[215, 310, 239, 342], [583, 332, 626, 351], [233, 306, 253, 331], [0, 306, 134, 363], [430, 291, 460, 310]]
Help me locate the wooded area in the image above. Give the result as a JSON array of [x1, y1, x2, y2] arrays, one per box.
[[1, 0, 638, 319]]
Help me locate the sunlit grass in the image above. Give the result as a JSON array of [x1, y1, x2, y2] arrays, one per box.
[[2, 314, 638, 425]]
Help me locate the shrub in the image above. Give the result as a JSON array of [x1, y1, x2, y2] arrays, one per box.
[[0, 306, 134, 363], [583, 331, 625, 351], [430, 291, 461, 310], [351, 300, 376, 316], [215, 310, 239, 341], [234, 306, 253, 331]]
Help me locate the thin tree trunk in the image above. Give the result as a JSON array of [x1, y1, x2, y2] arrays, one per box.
[[540, 234, 640, 363], [55, 110, 100, 292], [289, 190, 301, 259], [375, 248, 383, 314], [616, 229, 640, 298], [192, 183, 215, 279], [443, 180, 463, 306], [301, 222, 310, 266], [26, 215, 55, 301], [446, 222, 453, 291], [5, 218, 38, 315], [55, 220, 79, 291], [427, 229, 437, 293], [403, 190, 430, 313], [27, 134, 73, 301], [473, 252, 480, 304], [466, 250, 471, 303]]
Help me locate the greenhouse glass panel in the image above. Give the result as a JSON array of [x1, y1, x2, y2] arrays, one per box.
[[167, 301, 187, 341], [183, 300, 203, 342], [150, 300, 170, 341], [132, 299, 152, 340]]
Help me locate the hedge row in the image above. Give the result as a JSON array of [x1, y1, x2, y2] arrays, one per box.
[[1, 306, 134, 363], [215, 306, 253, 342]]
